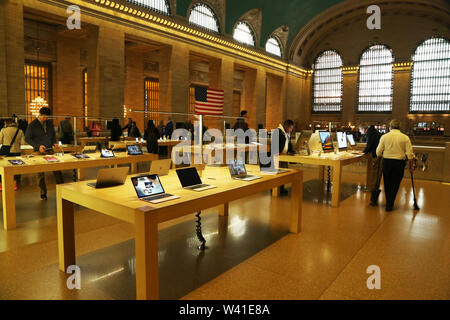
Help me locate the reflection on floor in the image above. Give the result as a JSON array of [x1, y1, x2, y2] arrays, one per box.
[[0, 163, 449, 300]]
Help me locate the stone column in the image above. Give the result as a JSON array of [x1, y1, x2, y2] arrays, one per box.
[[2, 0, 25, 116], [86, 25, 125, 120]]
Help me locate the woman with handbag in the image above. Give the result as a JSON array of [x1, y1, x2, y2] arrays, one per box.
[[0, 118, 26, 190]]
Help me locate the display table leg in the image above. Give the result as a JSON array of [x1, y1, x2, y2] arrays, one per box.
[[2, 172, 16, 230], [131, 162, 138, 174], [57, 188, 76, 271], [135, 212, 159, 300], [219, 203, 229, 217], [77, 168, 85, 181], [318, 165, 325, 182], [290, 173, 303, 233], [331, 164, 342, 208], [272, 187, 280, 197]]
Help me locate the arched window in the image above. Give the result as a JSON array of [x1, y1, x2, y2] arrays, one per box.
[[357, 45, 394, 112], [126, 0, 170, 15], [265, 37, 282, 57], [410, 38, 450, 113], [233, 22, 255, 47], [188, 3, 220, 33], [312, 50, 343, 112]]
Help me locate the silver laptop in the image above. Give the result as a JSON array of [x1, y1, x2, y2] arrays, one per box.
[[259, 154, 290, 175], [87, 167, 129, 188], [149, 159, 171, 176], [176, 167, 216, 191], [131, 174, 180, 204], [228, 159, 261, 181]]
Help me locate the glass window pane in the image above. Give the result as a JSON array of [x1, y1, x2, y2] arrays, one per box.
[[312, 50, 343, 112], [265, 37, 282, 57], [233, 22, 255, 47], [125, 0, 170, 15], [410, 38, 450, 113], [188, 3, 219, 33], [357, 45, 394, 112]]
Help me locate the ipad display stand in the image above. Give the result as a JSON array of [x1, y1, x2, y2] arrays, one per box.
[[195, 211, 207, 250]]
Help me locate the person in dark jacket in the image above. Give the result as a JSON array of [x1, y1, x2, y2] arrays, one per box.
[[24, 107, 64, 200], [144, 120, 160, 154], [163, 119, 174, 138], [122, 118, 133, 136], [364, 125, 383, 206], [110, 118, 122, 142], [58, 117, 74, 144], [129, 121, 141, 138]]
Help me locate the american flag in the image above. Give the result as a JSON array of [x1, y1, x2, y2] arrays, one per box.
[[194, 87, 224, 115]]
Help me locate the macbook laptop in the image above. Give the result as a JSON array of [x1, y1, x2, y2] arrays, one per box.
[[336, 132, 348, 151], [176, 167, 216, 191], [347, 134, 356, 147], [131, 174, 180, 204], [228, 159, 261, 181], [87, 167, 129, 188], [258, 154, 290, 175], [127, 144, 143, 156], [111, 142, 127, 152], [100, 148, 115, 158], [149, 159, 171, 176], [319, 131, 334, 153], [82, 145, 97, 154]]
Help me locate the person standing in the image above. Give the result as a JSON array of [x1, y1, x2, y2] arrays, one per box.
[[0, 118, 26, 190], [273, 120, 295, 194], [144, 120, 160, 154], [157, 120, 165, 137], [109, 118, 122, 142], [364, 125, 383, 206], [376, 120, 415, 212], [129, 121, 141, 138], [58, 117, 74, 144], [163, 118, 174, 139], [122, 118, 133, 136], [25, 107, 64, 200]]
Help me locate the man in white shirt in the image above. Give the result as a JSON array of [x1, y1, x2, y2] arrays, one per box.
[[376, 120, 415, 212]]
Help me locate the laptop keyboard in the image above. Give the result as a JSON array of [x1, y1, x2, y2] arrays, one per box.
[[186, 184, 209, 190], [145, 194, 173, 200]]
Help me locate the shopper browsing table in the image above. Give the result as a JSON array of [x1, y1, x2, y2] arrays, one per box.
[[376, 120, 415, 212], [25, 107, 64, 200], [364, 125, 383, 206]]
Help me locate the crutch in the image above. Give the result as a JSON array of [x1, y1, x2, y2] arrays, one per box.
[[410, 160, 420, 211]]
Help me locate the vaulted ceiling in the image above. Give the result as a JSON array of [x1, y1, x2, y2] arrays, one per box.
[[176, 0, 347, 47]]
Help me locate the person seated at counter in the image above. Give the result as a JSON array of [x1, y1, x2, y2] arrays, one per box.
[[0, 118, 26, 190], [25, 107, 64, 200]]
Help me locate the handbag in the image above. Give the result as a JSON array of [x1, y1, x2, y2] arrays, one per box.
[[0, 129, 20, 156]]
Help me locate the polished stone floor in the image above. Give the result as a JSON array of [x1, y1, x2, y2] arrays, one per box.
[[0, 162, 449, 300]]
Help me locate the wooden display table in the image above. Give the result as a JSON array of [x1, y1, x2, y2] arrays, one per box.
[[0, 152, 158, 230], [57, 166, 303, 300], [278, 152, 371, 207]]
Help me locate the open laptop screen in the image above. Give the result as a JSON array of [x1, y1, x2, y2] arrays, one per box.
[[347, 134, 356, 146], [337, 132, 348, 150], [319, 131, 333, 152], [228, 159, 247, 177], [131, 175, 165, 198], [176, 167, 202, 187], [127, 145, 143, 155], [101, 149, 115, 158]]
